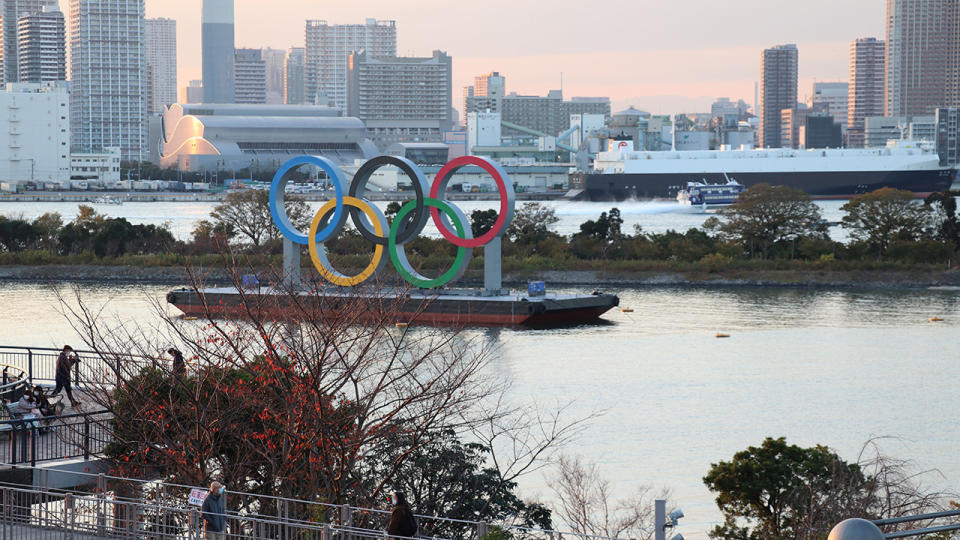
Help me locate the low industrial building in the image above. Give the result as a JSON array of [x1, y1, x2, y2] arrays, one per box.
[[70, 147, 121, 184], [157, 103, 377, 172]]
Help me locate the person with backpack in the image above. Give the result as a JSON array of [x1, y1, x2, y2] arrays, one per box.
[[387, 491, 417, 539]]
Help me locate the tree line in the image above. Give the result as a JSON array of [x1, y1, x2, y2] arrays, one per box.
[[1, 185, 958, 269]]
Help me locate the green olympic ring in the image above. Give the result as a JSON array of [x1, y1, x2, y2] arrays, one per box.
[[388, 197, 473, 289]]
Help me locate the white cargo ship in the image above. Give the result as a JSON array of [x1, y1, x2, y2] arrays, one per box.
[[572, 139, 955, 201]]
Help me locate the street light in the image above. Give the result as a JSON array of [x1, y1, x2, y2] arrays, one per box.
[[654, 500, 684, 540]]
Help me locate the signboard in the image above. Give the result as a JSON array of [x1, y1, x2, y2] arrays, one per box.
[[189, 488, 207, 507]]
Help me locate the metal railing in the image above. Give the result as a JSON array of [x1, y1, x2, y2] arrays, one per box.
[[0, 345, 153, 388], [876, 510, 960, 538], [0, 410, 112, 467], [0, 482, 438, 540], [13, 465, 631, 540]]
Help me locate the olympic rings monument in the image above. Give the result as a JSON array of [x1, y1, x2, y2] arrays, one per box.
[[167, 155, 620, 327]]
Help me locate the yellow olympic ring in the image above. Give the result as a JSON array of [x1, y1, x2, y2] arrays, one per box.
[[308, 197, 385, 287]]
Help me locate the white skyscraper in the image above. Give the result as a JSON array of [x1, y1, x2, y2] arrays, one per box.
[[17, 8, 65, 83], [145, 17, 177, 113], [304, 18, 396, 108], [69, 0, 146, 161], [0, 0, 56, 83]]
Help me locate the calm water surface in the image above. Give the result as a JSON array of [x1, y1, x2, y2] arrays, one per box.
[[0, 199, 856, 241], [0, 282, 957, 537]]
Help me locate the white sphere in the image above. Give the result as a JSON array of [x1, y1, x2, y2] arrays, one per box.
[[827, 518, 884, 540]]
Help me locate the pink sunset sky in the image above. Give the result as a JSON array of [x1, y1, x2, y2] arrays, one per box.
[[131, 1, 885, 113]]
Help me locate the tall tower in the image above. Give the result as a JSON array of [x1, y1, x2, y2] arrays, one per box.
[[234, 48, 266, 104], [69, 0, 146, 162], [145, 18, 177, 113], [202, 0, 234, 103], [284, 47, 305, 104], [0, 0, 56, 83], [17, 7, 65, 83], [759, 44, 798, 148], [304, 18, 396, 108], [848, 37, 886, 148], [886, 0, 958, 117]]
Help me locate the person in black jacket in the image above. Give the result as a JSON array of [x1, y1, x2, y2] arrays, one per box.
[[51, 345, 80, 407], [167, 348, 186, 376], [201, 481, 227, 540], [387, 491, 417, 538]]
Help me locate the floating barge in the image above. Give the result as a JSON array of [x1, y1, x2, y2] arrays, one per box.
[[166, 287, 620, 328]]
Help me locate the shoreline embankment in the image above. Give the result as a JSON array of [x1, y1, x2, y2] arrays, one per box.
[[1, 264, 959, 291]]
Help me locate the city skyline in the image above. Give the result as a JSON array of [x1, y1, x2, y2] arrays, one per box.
[[119, 0, 884, 113]]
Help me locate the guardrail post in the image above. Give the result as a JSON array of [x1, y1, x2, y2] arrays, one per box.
[[189, 508, 199, 540], [341, 504, 353, 540], [2, 488, 7, 536], [7, 426, 15, 465], [29, 424, 36, 468], [26, 349, 32, 385], [477, 522, 489, 540], [83, 417, 90, 460], [66, 493, 75, 540], [323, 523, 333, 540]]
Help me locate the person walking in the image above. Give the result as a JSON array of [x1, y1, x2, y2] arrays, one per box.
[[52, 345, 80, 407], [168, 348, 186, 376], [387, 491, 417, 539], [201, 482, 227, 540]]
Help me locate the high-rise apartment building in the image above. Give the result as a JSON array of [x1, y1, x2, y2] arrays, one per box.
[[69, 0, 146, 162], [462, 71, 609, 137], [235, 48, 266, 104], [145, 18, 177, 113], [17, 8, 64, 83], [760, 44, 798, 148], [886, 0, 959, 117], [0, 0, 55, 83], [262, 47, 285, 105], [347, 49, 452, 147], [305, 18, 396, 108], [810, 82, 848, 129], [285, 47, 305, 105], [463, 71, 505, 117], [202, 0, 234, 103], [848, 37, 886, 148]]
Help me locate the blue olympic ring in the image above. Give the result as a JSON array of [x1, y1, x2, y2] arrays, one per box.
[[269, 155, 346, 245]]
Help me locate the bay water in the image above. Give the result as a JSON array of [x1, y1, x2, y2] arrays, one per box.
[[0, 281, 957, 538]]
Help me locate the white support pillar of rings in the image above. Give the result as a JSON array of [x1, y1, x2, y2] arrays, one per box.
[[484, 237, 503, 294], [283, 238, 301, 288]]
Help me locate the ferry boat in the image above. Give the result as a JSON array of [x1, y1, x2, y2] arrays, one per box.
[[677, 179, 745, 211], [91, 195, 123, 205], [571, 139, 955, 201]]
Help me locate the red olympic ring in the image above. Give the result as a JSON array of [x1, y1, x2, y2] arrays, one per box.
[[430, 156, 515, 249]]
